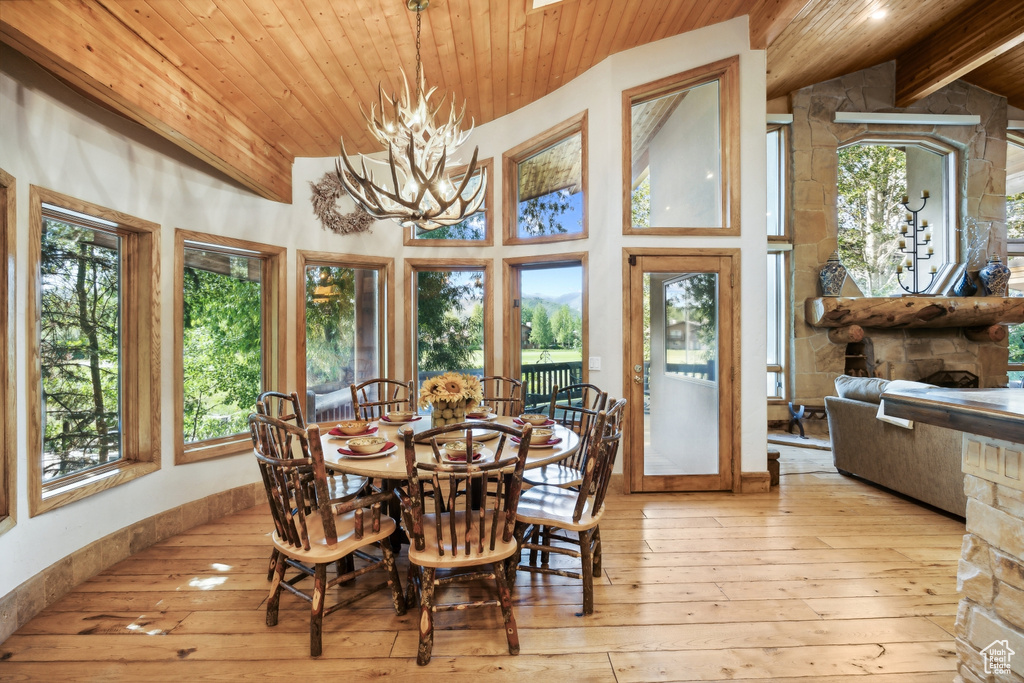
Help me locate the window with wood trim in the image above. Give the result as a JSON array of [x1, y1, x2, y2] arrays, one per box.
[[175, 231, 284, 464], [1, 168, 15, 535], [502, 254, 588, 413], [28, 186, 160, 516], [406, 259, 493, 396], [1007, 138, 1024, 386], [767, 125, 791, 402], [503, 112, 588, 245], [623, 56, 740, 236], [297, 252, 394, 424], [404, 159, 494, 246]]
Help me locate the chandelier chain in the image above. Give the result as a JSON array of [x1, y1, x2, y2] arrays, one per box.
[[415, 10, 422, 98]]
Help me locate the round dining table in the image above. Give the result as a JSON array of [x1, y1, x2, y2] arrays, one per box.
[[318, 415, 579, 479]]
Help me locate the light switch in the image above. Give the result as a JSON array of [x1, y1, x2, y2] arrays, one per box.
[[588, 356, 601, 371]]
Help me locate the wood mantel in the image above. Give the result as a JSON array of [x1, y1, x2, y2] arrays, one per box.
[[805, 297, 1024, 329]]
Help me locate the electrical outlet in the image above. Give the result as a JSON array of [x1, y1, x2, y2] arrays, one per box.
[[588, 356, 601, 371]]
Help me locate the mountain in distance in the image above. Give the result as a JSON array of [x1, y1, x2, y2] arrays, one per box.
[[521, 291, 582, 316]]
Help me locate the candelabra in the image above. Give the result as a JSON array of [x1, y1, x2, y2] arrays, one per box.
[[895, 190, 937, 294]]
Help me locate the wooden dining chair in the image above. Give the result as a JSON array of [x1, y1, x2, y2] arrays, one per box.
[[395, 421, 533, 665], [256, 392, 368, 580], [350, 378, 415, 420], [522, 383, 607, 489], [249, 413, 405, 657], [510, 398, 626, 616], [480, 375, 524, 416]]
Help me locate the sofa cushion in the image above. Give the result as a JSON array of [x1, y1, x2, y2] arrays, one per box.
[[834, 375, 890, 404]]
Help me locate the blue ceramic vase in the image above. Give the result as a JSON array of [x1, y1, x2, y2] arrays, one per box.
[[978, 255, 1010, 296], [952, 269, 978, 297], [819, 251, 847, 296]]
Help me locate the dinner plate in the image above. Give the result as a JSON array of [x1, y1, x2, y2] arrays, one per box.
[[380, 415, 422, 424], [513, 417, 555, 427], [465, 412, 498, 421], [511, 436, 563, 449], [328, 425, 378, 438], [337, 442, 398, 458], [440, 449, 486, 464], [431, 428, 500, 443]]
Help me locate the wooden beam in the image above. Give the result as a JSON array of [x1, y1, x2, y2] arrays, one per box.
[[806, 297, 1024, 329], [894, 0, 1024, 108], [748, 0, 813, 51], [0, 0, 292, 203]]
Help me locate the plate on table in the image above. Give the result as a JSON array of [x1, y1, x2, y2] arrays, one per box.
[[440, 449, 487, 464], [465, 411, 498, 422], [513, 417, 554, 427], [381, 415, 422, 424], [328, 425, 378, 438], [511, 436, 563, 449], [337, 441, 398, 458], [430, 428, 500, 444]]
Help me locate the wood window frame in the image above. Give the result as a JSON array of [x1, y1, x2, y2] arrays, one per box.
[[503, 111, 589, 246], [296, 251, 395, 410], [766, 247, 792, 404], [767, 124, 790, 241], [28, 186, 161, 517], [404, 259, 494, 387], [622, 56, 741, 236], [403, 158, 494, 247], [1, 168, 15, 535], [174, 230, 285, 464], [501, 252, 589, 385]]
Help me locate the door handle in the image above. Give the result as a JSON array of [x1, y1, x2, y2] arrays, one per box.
[[633, 376, 643, 384]]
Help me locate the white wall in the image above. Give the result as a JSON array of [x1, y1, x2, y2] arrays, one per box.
[[0, 17, 767, 598]]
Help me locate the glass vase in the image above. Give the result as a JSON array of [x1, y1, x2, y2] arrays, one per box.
[[431, 398, 467, 428]]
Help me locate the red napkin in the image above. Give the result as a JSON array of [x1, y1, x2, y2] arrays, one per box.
[[511, 436, 562, 446], [337, 441, 396, 456], [444, 451, 484, 462], [329, 426, 377, 437]]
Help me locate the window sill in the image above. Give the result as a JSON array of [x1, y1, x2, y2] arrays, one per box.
[[33, 460, 159, 517], [177, 434, 251, 465]]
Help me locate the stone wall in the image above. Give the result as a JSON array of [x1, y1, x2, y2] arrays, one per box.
[[957, 435, 1024, 682], [791, 62, 1009, 404]]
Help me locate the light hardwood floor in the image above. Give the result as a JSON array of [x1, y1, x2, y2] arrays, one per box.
[[1, 445, 963, 681]]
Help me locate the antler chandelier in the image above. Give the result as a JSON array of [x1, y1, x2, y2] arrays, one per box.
[[336, 0, 486, 231]]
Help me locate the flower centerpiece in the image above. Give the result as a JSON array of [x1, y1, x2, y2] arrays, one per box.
[[418, 372, 483, 428]]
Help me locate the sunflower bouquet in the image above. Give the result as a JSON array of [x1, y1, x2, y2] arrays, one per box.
[[418, 372, 483, 426]]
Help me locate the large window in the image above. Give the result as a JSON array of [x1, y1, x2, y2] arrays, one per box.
[[1, 168, 14, 535], [174, 231, 284, 464], [1007, 138, 1024, 386], [767, 125, 790, 401], [29, 187, 160, 516], [404, 159, 493, 246], [406, 260, 492, 397], [503, 255, 588, 412], [503, 113, 588, 245], [298, 252, 393, 423], [836, 138, 956, 296], [623, 57, 740, 236]]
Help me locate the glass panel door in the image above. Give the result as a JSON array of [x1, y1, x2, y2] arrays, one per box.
[[626, 254, 734, 492]]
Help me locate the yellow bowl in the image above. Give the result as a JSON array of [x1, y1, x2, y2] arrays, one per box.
[[388, 410, 415, 422], [519, 413, 549, 426], [529, 428, 553, 444], [336, 420, 371, 435], [346, 436, 387, 454]]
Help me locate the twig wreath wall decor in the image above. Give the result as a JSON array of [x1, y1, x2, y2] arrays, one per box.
[[310, 172, 376, 235]]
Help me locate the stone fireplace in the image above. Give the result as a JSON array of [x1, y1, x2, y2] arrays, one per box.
[[789, 62, 1010, 409]]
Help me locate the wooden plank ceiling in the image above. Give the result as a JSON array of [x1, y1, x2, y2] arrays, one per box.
[[2, 0, 1022, 203]]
